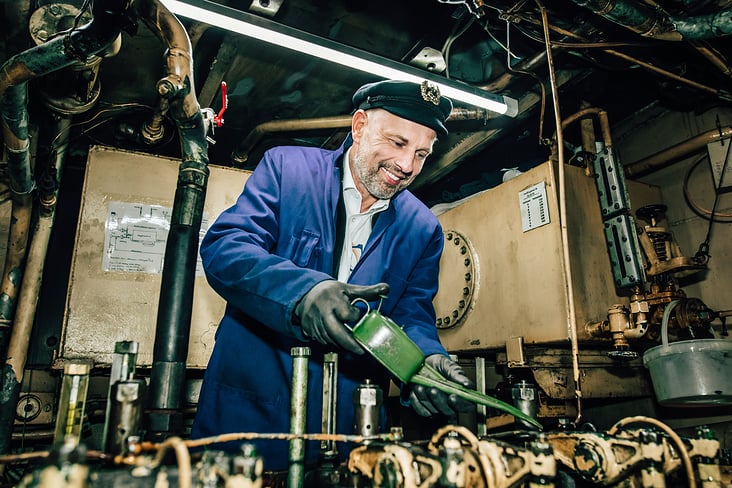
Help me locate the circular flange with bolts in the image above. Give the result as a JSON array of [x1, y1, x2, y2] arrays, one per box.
[[433, 229, 477, 329]]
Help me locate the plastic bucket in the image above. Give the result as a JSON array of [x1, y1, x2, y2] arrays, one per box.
[[643, 301, 732, 406]]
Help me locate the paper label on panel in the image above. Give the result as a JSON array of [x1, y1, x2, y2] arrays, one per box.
[[519, 182, 550, 232], [103, 201, 208, 274]]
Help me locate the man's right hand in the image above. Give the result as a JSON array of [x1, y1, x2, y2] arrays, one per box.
[[294, 280, 390, 354]]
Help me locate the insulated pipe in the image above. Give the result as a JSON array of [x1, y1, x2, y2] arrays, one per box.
[[624, 126, 732, 178], [0, 115, 71, 454], [569, 0, 732, 40], [0, 0, 131, 356], [134, 0, 210, 437]]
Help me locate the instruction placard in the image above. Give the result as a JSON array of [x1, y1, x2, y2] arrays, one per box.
[[519, 181, 550, 232], [103, 201, 208, 274]]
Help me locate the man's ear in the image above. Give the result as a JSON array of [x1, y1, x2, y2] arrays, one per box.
[[351, 109, 368, 142]]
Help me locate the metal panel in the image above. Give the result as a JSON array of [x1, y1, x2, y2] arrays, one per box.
[[435, 161, 661, 352], [58, 146, 250, 368]]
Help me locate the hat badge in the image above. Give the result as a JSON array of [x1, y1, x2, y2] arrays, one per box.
[[420, 81, 441, 106]]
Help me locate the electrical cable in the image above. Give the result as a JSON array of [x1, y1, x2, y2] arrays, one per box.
[[441, 15, 475, 79], [696, 133, 732, 263], [149, 436, 191, 488], [607, 416, 697, 488], [505, 20, 548, 144], [683, 154, 732, 221]]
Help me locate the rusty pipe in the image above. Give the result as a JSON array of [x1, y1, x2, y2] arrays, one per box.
[[0, 0, 129, 332], [0, 116, 72, 454], [624, 125, 732, 178], [229, 106, 503, 167], [232, 115, 354, 165], [551, 107, 613, 163]]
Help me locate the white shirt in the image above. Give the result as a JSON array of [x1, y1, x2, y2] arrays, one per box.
[[337, 149, 390, 281]]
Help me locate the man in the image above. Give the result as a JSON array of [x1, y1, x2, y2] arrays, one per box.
[[192, 79, 473, 469]]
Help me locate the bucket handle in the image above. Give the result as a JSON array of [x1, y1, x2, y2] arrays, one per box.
[[661, 300, 680, 351]]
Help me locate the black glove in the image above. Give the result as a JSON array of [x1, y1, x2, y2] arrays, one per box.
[[294, 280, 389, 355], [409, 354, 475, 417]]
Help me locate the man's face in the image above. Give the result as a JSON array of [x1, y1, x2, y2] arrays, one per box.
[[350, 109, 437, 204]]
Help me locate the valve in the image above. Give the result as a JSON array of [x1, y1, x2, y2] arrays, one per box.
[[214, 81, 228, 128], [203, 81, 228, 144]]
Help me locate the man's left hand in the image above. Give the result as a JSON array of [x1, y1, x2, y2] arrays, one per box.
[[409, 354, 475, 417]]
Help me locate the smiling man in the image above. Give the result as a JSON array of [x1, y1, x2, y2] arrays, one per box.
[[192, 80, 473, 470]]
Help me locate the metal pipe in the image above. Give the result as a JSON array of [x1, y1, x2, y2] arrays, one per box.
[[0, 115, 71, 454], [232, 115, 353, 165], [134, 0, 211, 439], [569, 0, 732, 41], [0, 0, 130, 350], [289, 347, 310, 488], [624, 126, 732, 178], [320, 352, 338, 460], [230, 106, 503, 167], [475, 357, 487, 437], [515, 15, 730, 100], [537, 0, 583, 424]]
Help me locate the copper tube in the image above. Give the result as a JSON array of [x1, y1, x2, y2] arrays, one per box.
[[691, 41, 732, 77], [515, 14, 725, 98], [624, 126, 732, 178], [604, 48, 720, 96], [537, 0, 583, 424], [232, 115, 353, 165]]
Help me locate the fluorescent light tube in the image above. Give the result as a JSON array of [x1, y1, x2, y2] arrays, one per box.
[[160, 0, 519, 116]]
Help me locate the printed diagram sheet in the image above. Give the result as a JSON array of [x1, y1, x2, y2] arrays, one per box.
[[103, 201, 207, 274]]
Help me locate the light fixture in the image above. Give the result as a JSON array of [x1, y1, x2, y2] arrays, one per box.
[[159, 0, 519, 117]]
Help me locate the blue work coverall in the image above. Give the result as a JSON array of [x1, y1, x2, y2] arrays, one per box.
[[191, 135, 449, 470]]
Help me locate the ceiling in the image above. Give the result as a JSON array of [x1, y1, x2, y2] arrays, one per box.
[[6, 0, 732, 207]]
